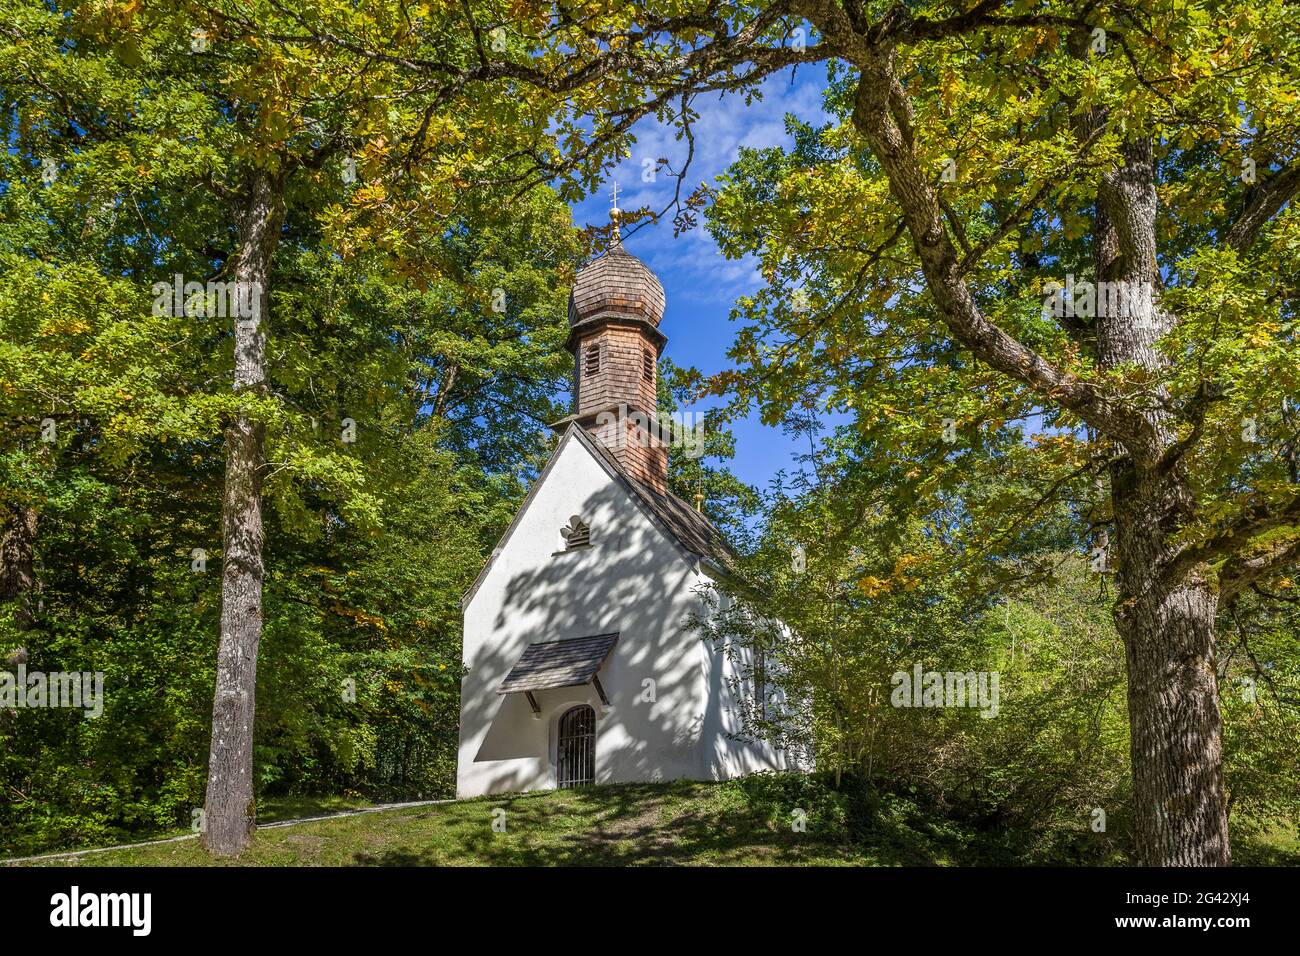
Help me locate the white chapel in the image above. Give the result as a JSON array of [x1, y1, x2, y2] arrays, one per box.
[[456, 221, 795, 797]]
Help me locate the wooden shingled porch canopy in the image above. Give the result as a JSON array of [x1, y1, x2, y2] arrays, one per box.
[[497, 633, 619, 714]]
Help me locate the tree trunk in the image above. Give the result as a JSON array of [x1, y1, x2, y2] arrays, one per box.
[[0, 503, 38, 634], [838, 45, 1233, 864], [1094, 139, 1232, 865], [202, 170, 284, 857], [1, 502, 37, 704], [1110, 469, 1231, 865]]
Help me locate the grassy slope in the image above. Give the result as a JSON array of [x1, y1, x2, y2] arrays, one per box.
[[24, 781, 906, 867], [17, 780, 1300, 867]]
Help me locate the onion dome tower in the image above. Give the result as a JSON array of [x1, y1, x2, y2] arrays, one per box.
[[561, 185, 669, 493]]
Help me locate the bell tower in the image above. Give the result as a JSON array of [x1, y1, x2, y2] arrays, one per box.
[[563, 185, 669, 493]]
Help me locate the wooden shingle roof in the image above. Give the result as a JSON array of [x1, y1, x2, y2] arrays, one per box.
[[497, 633, 620, 695], [568, 242, 665, 327]]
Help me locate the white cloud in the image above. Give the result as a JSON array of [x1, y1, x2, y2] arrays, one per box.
[[574, 68, 833, 307]]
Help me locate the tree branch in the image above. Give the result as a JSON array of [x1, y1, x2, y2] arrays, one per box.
[[1164, 493, 1300, 589], [824, 36, 1158, 461], [1223, 160, 1300, 254], [1220, 533, 1300, 600]]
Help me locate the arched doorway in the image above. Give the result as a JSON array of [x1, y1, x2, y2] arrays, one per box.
[[556, 705, 596, 788]]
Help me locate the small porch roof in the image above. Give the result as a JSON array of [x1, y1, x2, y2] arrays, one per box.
[[497, 633, 619, 698]]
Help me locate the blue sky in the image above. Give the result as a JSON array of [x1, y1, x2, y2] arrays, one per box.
[[568, 68, 833, 493]]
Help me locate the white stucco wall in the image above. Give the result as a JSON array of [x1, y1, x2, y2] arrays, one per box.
[[457, 429, 790, 797]]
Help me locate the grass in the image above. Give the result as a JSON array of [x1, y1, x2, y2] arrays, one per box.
[[16, 780, 911, 867], [1235, 820, 1300, 865], [11, 779, 1298, 867], [259, 793, 376, 823]]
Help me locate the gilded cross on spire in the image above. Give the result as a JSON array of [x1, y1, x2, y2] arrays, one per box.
[[609, 179, 623, 248]]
